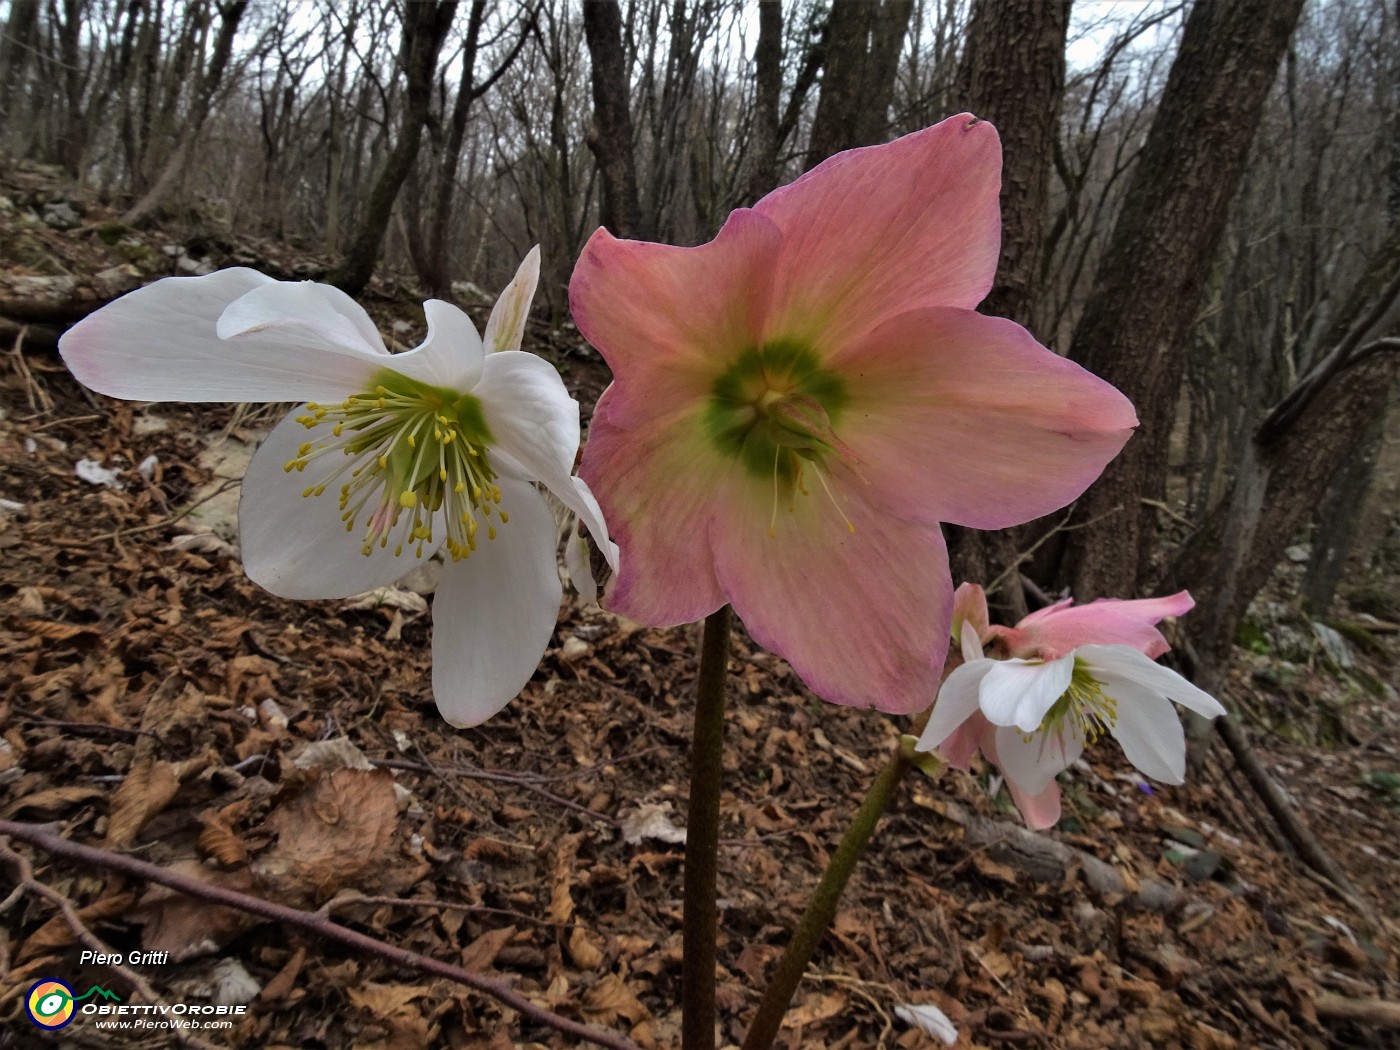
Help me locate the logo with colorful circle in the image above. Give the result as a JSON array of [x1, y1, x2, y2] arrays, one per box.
[[24, 979, 122, 1029], [26, 979, 77, 1029]]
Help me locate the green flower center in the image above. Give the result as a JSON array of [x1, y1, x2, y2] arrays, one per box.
[[1033, 659, 1119, 744], [703, 341, 858, 536], [283, 369, 504, 561]]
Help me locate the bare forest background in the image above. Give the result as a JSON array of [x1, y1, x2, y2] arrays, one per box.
[[1, 0, 1398, 700]]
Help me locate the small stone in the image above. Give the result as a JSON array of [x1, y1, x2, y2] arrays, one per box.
[[42, 200, 80, 229], [1285, 544, 1311, 563], [561, 636, 591, 661]]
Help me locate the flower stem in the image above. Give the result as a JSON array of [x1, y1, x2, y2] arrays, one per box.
[[682, 605, 732, 1050], [740, 748, 911, 1050]]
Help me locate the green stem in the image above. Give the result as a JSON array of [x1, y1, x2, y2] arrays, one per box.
[[741, 749, 912, 1050], [682, 605, 733, 1050]]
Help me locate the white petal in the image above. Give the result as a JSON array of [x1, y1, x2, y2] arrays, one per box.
[[60, 269, 385, 403], [217, 279, 388, 355], [238, 411, 435, 599], [1079, 645, 1226, 719], [475, 350, 581, 483], [1107, 683, 1187, 784], [960, 624, 984, 663], [386, 299, 485, 390], [483, 246, 540, 353], [561, 476, 618, 605], [562, 474, 617, 571], [564, 526, 598, 605], [993, 724, 1083, 796], [917, 660, 992, 750], [430, 481, 562, 727], [978, 655, 1076, 732]]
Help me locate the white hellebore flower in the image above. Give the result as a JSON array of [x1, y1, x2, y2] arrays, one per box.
[[919, 643, 1226, 805], [60, 249, 615, 728]]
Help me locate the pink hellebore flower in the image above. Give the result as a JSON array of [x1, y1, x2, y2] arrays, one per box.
[[60, 251, 614, 728], [919, 585, 1225, 829], [571, 113, 1137, 713]]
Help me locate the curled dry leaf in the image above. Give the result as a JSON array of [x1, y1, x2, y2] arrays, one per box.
[[256, 767, 399, 905]]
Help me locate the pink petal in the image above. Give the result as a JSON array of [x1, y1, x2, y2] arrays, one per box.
[[1006, 779, 1064, 831], [1015, 591, 1195, 660], [707, 466, 953, 714], [754, 114, 1001, 351], [981, 729, 1066, 829], [580, 388, 727, 626], [953, 582, 990, 656], [569, 209, 781, 429], [833, 307, 1137, 530], [992, 724, 1083, 797]]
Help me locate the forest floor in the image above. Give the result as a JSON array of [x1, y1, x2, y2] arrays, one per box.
[[3, 159, 1400, 1050]]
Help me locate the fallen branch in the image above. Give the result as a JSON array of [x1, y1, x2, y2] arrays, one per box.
[[0, 820, 639, 1050], [1213, 715, 1374, 921], [1315, 992, 1400, 1028], [940, 800, 1182, 913]]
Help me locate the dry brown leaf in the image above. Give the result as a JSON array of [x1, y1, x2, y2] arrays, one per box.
[[256, 768, 398, 904], [548, 833, 582, 924], [460, 925, 516, 972], [789, 991, 846, 1026], [17, 892, 135, 963], [138, 860, 255, 959], [105, 757, 181, 848], [258, 946, 307, 1003], [198, 813, 250, 867], [3, 784, 105, 819], [348, 982, 433, 1018], [581, 974, 649, 1025], [567, 926, 606, 971]]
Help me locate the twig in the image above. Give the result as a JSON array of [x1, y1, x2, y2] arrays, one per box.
[[316, 891, 581, 930], [985, 507, 1120, 596], [0, 821, 639, 1050], [0, 841, 221, 1050], [9, 324, 55, 416], [92, 478, 241, 544]]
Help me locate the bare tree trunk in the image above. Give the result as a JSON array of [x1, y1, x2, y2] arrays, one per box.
[[582, 0, 643, 238], [122, 0, 250, 226], [1168, 228, 1400, 676], [329, 1, 457, 296], [806, 0, 914, 166], [0, 0, 40, 136], [1058, 0, 1305, 599], [944, 0, 1071, 619], [742, 0, 782, 204]]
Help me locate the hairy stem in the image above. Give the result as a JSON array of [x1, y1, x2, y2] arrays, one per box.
[[682, 605, 733, 1050], [741, 749, 912, 1050]]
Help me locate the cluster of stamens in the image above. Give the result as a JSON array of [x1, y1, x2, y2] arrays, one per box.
[[703, 342, 861, 540], [282, 379, 503, 562], [1033, 659, 1119, 746]]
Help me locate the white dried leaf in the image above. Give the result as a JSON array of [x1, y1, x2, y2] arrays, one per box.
[[343, 586, 429, 615], [894, 1003, 958, 1045], [619, 802, 687, 845], [293, 736, 375, 772], [75, 458, 125, 489]]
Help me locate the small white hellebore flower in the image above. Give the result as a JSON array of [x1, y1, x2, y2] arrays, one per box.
[[916, 584, 1225, 829], [60, 249, 615, 728]]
